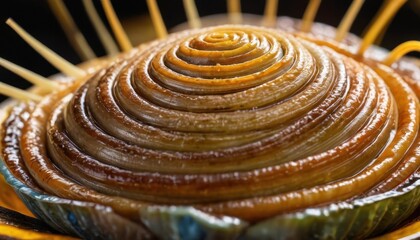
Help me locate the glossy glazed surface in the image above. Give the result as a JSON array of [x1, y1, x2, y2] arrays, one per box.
[[0, 21, 419, 239]]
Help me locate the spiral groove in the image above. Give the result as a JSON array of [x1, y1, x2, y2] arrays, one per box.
[[3, 25, 419, 222]]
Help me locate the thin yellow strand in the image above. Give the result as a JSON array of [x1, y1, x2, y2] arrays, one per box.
[[374, 18, 392, 46], [0, 224, 76, 240], [263, 0, 279, 27], [362, 0, 391, 45], [357, 0, 407, 56], [183, 0, 201, 29], [82, 0, 119, 56], [48, 0, 96, 61], [383, 41, 420, 66], [6, 19, 85, 78], [335, 0, 365, 42], [0, 82, 42, 102], [101, 0, 133, 51], [0, 58, 58, 90], [146, 0, 168, 39], [227, 0, 242, 24], [301, 0, 322, 32]]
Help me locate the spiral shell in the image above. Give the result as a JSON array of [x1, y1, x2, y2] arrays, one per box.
[[1, 24, 420, 238]]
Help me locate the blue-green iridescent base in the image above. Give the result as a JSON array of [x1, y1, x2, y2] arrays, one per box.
[[1, 158, 419, 240]]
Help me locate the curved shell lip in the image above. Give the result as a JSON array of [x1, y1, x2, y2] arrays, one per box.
[[0, 152, 248, 239], [0, 158, 146, 238], [1, 150, 419, 239]]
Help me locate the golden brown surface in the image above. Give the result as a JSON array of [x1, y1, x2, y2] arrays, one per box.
[[0, 25, 418, 227]]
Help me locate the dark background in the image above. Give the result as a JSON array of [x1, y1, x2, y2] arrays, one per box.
[[0, 0, 419, 102]]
